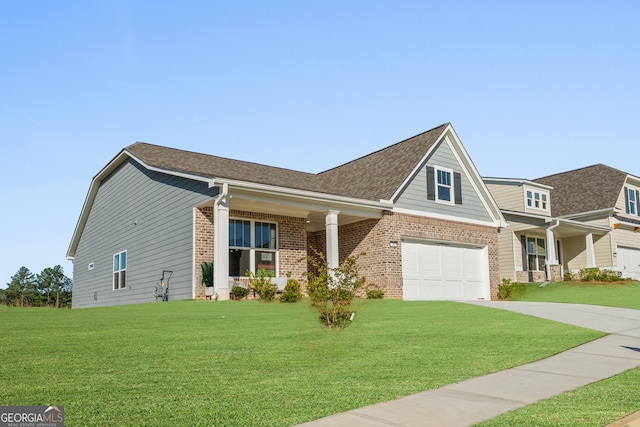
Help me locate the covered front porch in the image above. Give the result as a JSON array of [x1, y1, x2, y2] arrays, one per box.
[[193, 181, 391, 300], [503, 211, 611, 283]]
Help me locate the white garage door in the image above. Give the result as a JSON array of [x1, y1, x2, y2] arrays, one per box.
[[402, 240, 490, 301], [618, 246, 640, 281]]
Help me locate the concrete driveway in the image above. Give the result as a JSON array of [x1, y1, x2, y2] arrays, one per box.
[[296, 301, 640, 427]]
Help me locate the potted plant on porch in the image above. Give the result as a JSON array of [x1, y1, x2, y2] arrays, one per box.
[[201, 261, 215, 298]]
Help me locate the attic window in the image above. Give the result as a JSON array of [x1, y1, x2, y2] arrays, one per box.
[[437, 167, 453, 203], [427, 166, 462, 205]]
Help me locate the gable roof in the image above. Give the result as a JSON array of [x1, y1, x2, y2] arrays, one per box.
[[125, 142, 322, 193], [68, 123, 504, 259], [534, 164, 628, 216], [125, 123, 449, 202], [316, 123, 448, 200]]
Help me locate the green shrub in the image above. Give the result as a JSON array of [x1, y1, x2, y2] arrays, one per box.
[[579, 268, 623, 282], [200, 261, 214, 288], [306, 250, 365, 329], [499, 278, 515, 299], [564, 270, 577, 282], [365, 285, 384, 299], [246, 269, 277, 302], [231, 285, 249, 300], [280, 276, 302, 303]]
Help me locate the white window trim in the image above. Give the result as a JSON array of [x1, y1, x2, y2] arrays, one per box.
[[113, 250, 127, 291], [526, 236, 546, 271], [435, 166, 455, 206], [524, 186, 550, 213], [628, 187, 637, 215], [229, 218, 278, 277]]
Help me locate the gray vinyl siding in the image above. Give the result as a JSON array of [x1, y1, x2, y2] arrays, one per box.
[[395, 140, 493, 223], [72, 159, 218, 308]]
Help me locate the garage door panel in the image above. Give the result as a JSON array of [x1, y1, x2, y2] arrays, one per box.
[[420, 279, 443, 299], [403, 278, 420, 301], [442, 280, 463, 299]]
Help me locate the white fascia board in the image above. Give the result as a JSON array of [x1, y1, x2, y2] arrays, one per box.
[[67, 150, 131, 259], [501, 209, 552, 222], [443, 128, 508, 227], [389, 126, 446, 203], [561, 208, 617, 220], [555, 217, 611, 234], [125, 151, 216, 186], [626, 173, 640, 184], [393, 207, 503, 228], [388, 124, 506, 227], [483, 177, 554, 190], [214, 178, 393, 212]]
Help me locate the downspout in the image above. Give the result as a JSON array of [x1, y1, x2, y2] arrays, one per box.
[[544, 219, 560, 284], [213, 183, 228, 300]]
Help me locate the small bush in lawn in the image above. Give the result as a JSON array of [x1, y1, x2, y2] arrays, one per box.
[[246, 269, 277, 302], [365, 285, 384, 299], [499, 278, 515, 299], [306, 250, 365, 329], [280, 276, 302, 303], [231, 285, 249, 300], [564, 270, 577, 282]]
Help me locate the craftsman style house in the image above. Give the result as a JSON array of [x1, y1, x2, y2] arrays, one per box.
[[67, 123, 506, 308], [485, 164, 640, 283]]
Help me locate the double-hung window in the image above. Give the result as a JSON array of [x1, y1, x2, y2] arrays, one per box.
[[427, 165, 462, 205], [113, 250, 127, 290], [229, 219, 277, 277], [436, 167, 453, 204], [628, 187, 637, 215], [526, 237, 546, 271]]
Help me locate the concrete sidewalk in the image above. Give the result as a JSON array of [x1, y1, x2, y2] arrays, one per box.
[[296, 301, 640, 427]]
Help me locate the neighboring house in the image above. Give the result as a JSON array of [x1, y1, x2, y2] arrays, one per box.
[[485, 164, 640, 283], [67, 123, 506, 308]]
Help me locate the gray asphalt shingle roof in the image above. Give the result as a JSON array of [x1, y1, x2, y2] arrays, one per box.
[[125, 123, 448, 202], [534, 164, 628, 216]]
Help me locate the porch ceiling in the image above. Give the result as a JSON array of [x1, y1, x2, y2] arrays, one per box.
[[228, 197, 380, 233]]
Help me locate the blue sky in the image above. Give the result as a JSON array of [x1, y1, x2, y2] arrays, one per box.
[[1, 1, 638, 288]]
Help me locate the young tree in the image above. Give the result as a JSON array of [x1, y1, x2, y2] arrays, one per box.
[[306, 251, 366, 329], [6, 267, 37, 307]]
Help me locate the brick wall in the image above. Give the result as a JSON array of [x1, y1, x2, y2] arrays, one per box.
[[194, 208, 308, 299], [196, 207, 500, 301], [337, 211, 500, 300], [194, 206, 214, 299]]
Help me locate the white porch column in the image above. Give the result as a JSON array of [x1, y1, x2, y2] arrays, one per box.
[[214, 190, 230, 300], [545, 228, 558, 265], [586, 233, 596, 268], [325, 210, 340, 270]]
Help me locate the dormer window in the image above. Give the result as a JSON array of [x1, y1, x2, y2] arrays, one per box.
[[525, 188, 549, 212], [626, 187, 639, 215]]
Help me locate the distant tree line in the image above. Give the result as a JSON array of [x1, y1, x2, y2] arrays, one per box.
[[1, 265, 72, 308]]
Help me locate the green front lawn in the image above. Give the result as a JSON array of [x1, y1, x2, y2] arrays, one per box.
[[0, 299, 600, 426], [478, 280, 640, 426], [508, 280, 640, 309]]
